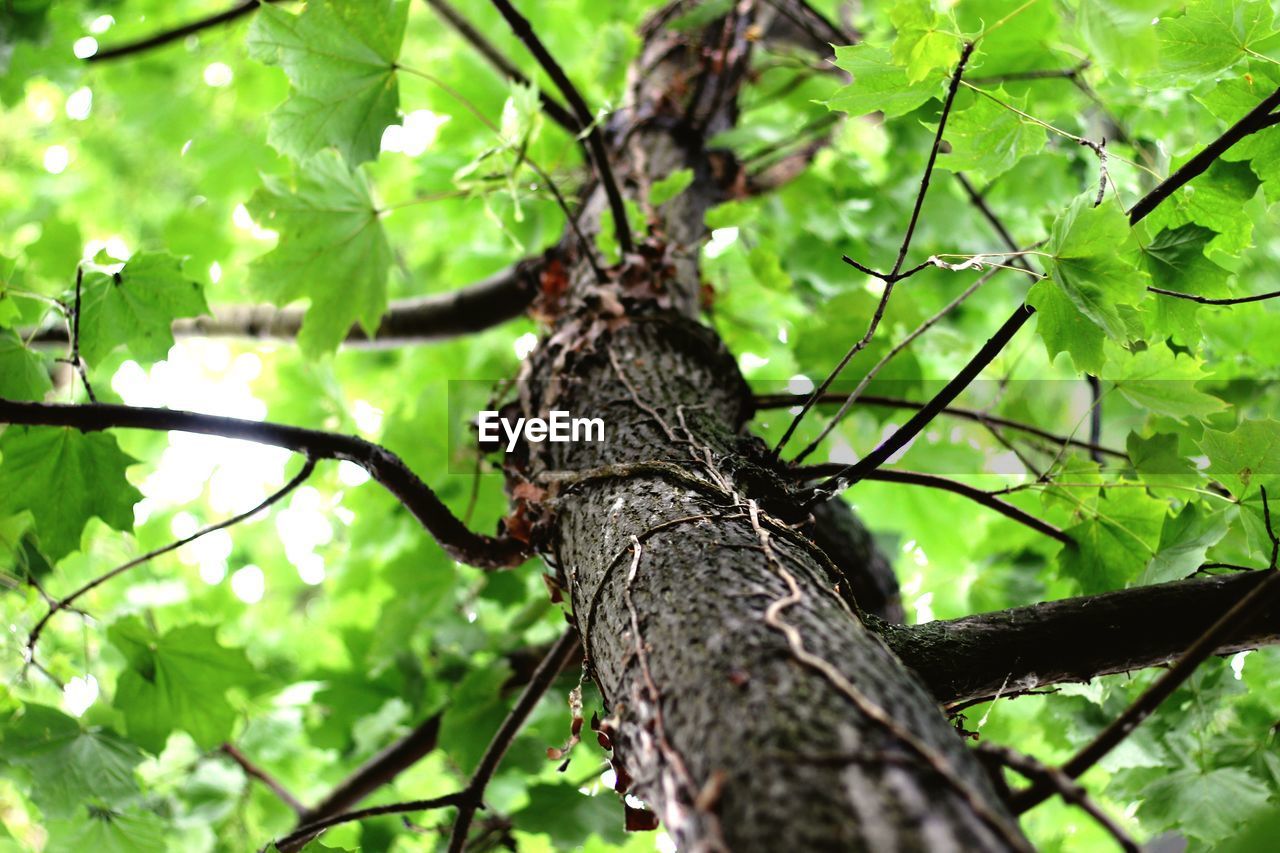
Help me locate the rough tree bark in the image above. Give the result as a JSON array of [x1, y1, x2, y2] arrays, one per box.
[[509, 5, 1028, 849]]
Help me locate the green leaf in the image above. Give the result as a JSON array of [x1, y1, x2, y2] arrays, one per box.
[[939, 89, 1046, 182], [747, 246, 791, 291], [650, 168, 694, 207], [1145, 160, 1259, 257], [1026, 273, 1106, 373], [0, 329, 51, 400], [1040, 195, 1148, 349], [439, 662, 512, 773], [248, 0, 409, 165], [108, 618, 257, 753], [0, 704, 145, 819], [1152, 0, 1276, 85], [1143, 502, 1230, 583], [1138, 766, 1271, 844], [889, 0, 960, 84], [1105, 346, 1226, 422], [1060, 488, 1166, 592], [1198, 419, 1280, 497], [511, 783, 625, 846], [246, 151, 392, 356], [1140, 224, 1232, 297], [78, 252, 209, 366], [1127, 432, 1200, 496], [1140, 224, 1233, 344], [828, 45, 945, 118], [0, 427, 139, 561], [1078, 0, 1166, 73], [44, 807, 167, 853]]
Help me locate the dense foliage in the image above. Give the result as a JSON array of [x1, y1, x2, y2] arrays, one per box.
[[1, 0, 1279, 850]]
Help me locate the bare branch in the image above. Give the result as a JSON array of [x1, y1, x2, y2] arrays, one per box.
[[795, 466, 1072, 545], [447, 627, 580, 851], [969, 63, 1090, 84], [300, 713, 442, 826], [1147, 285, 1280, 306], [25, 262, 539, 349], [752, 392, 1127, 460], [86, 0, 285, 63], [220, 743, 306, 816], [793, 264, 1002, 463], [1008, 563, 1280, 814], [424, 0, 579, 133], [774, 42, 977, 457], [277, 792, 469, 852], [25, 457, 316, 667], [1127, 91, 1280, 223], [488, 0, 634, 254], [68, 266, 96, 402], [0, 399, 527, 568], [978, 745, 1138, 853], [880, 570, 1280, 708]]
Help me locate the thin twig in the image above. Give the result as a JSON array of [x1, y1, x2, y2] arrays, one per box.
[[447, 628, 580, 852], [795, 466, 1071, 544], [276, 792, 470, 852], [69, 267, 96, 403], [969, 63, 1089, 84], [807, 86, 1280, 500], [774, 42, 976, 457], [0, 399, 527, 568], [488, 0, 634, 254], [220, 743, 306, 816], [24, 458, 316, 669], [752, 393, 1127, 460], [792, 264, 1003, 463], [1264, 486, 1279, 570], [1147, 285, 1280, 306], [425, 0, 579, 133], [1085, 375, 1104, 465], [87, 0, 285, 62]]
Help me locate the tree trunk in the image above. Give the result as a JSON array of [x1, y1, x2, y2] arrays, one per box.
[[509, 6, 1030, 848]]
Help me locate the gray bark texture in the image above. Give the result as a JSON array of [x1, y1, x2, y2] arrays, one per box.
[[506, 5, 1030, 849]]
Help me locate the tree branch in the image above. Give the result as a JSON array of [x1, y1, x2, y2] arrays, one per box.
[[488, 0, 634, 254], [1008, 564, 1280, 813], [1147, 285, 1280, 306], [0, 399, 526, 568], [753, 392, 1126, 460], [300, 713, 441, 824], [809, 85, 1280, 498], [774, 42, 976, 457], [424, 0, 579, 133], [220, 743, 306, 816], [1126, 90, 1280, 223], [447, 627, 580, 852], [879, 570, 1280, 708], [796, 466, 1072, 545], [86, 0, 285, 63], [25, 457, 316, 668], [978, 744, 1138, 853], [25, 262, 538, 349], [792, 263, 1002, 464], [277, 791, 469, 852]]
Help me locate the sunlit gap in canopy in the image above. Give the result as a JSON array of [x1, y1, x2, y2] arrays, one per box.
[[110, 340, 341, 598]]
